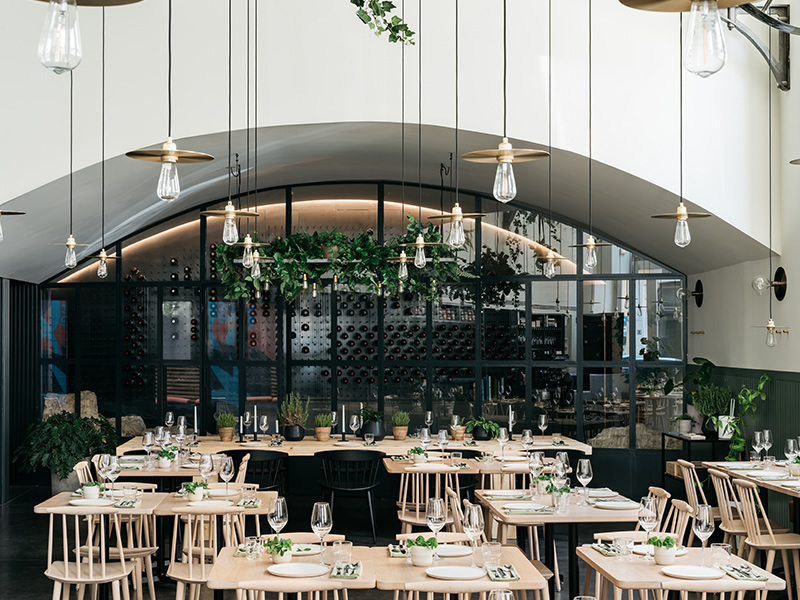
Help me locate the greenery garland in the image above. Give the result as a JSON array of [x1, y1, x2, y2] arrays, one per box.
[[350, 0, 414, 44], [217, 216, 462, 302]]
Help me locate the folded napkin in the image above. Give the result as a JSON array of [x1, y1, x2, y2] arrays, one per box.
[[552, 440, 567, 446], [463, 441, 478, 447], [174, 489, 188, 497], [234, 544, 248, 557], [487, 565, 520, 581], [757, 476, 790, 481], [592, 542, 623, 557], [237, 498, 262, 508], [120, 465, 142, 471], [388, 544, 409, 558], [452, 462, 471, 469], [721, 565, 768, 581], [269, 442, 284, 447], [505, 507, 554, 515], [114, 499, 141, 509], [363, 442, 378, 447], [485, 494, 531, 501], [391, 455, 410, 462], [330, 561, 362, 579]]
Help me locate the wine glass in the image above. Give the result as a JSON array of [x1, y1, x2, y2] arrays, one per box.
[[424, 411, 433, 429], [521, 429, 533, 452], [556, 451, 570, 480], [165, 411, 175, 429], [219, 456, 235, 497], [638, 496, 659, 561], [330, 411, 339, 433], [437, 430, 449, 454], [528, 452, 544, 495], [268, 496, 288, 536], [752, 431, 764, 461], [141, 432, 154, 459], [243, 412, 252, 438], [106, 457, 120, 496], [176, 415, 187, 430], [419, 428, 431, 453], [259, 415, 269, 438], [763, 430, 773, 456], [311, 502, 333, 564], [785, 438, 798, 462], [538, 414, 549, 438], [198, 454, 214, 488], [693, 504, 715, 566], [497, 427, 509, 462], [349, 415, 360, 438], [426, 497, 446, 560], [462, 503, 484, 568], [576, 458, 593, 506], [553, 458, 568, 490], [97, 454, 111, 494], [508, 409, 516, 435]]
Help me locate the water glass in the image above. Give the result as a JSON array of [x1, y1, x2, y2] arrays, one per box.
[[450, 451, 462, 461], [245, 536, 262, 561], [750, 451, 761, 463], [364, 433, 375, 445], [711, 543, 732, 568], [333, 540, 353, 565], [122, 484, 137, 500], [482, 542, 502, 569], [553, 492, 570, 512], [694, 504, 716, 566], [464, 432, 473, 445], [613, 537, 634, 560], [764, 455, 777, 469], [552, 432, 562, 444]]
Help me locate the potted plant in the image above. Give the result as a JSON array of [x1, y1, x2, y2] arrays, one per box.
[[217, 411, 237, 442], [278, 393, 309, 441], [409, 446, 428, 464], [711, 374, 770, 461], [546, 480, 571, 512], [314, 412, 333, 442], [157, 448, 176, 469], [692, 383, 733, 438], [450, 416, 465, 441], [671, 414, 694, 435], [82, 481, 102, 499], [14, 411, 119, 494], [464, 417, 500, 441], [357, 404, 386, 441], [647, 535, 678, 565], [392, 411, 410, 440], [184, 481, 208, 502], [264, 536, 293, 564], [406, 535, 438, 567]]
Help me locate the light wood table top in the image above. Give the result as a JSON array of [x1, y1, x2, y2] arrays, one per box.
[[153, 489, 277, 516], [117, 434, 592, 457], [33, 491, 169, 515], [702, 461, 800, 499], [382, 457, 481, 475], [207, 544, 377, 592], [577, 545, 784, 594]]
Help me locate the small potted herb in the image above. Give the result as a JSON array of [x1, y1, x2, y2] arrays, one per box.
[[464, 417, 500, 441], [314, 412, 333, 442], [157, 449, 176, 469], [217, 411, 237, 442], [264, 536, 293, 564], [392, 411, 410, 440], [647, 535, 678, 565], [278, 393, 309, 441], [409, 446, 428, 464], [184, 481, 208, 503], [82, 481, 102, 499], [672, 413, 694, 435], [357, 404, 385, 441], [406, 535, 438, 566]]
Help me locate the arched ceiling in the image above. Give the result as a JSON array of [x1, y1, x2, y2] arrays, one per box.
[[0, 122, 767, 283]]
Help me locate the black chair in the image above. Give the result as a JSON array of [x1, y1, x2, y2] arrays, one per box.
[[455, 449, 483, 502], [315, 449, 385, 544], [225, 450, 288, 494]]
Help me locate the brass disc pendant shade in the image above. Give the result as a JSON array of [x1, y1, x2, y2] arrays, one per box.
[[619, 0, 750, 12], [200, 200, 259, 220], [126, 138, 213, 164], [651, 202, 711, 219], [33, 0, 143, 5], [462, 138, 549, 164]]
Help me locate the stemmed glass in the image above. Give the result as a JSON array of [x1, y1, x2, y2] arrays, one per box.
[[106, 457, 120, 496], [198, 454, 214, 489], [349, 415, 360, 439], [752, 431, 764, 461], [330, 411, 338, 434], [311, 502, 333, 565], [419, 428, 431, 453], [553, 459, 568, 491], [426, 497, 446, 560], [576, 459, 593, 506], [219, 456, 235, 497], [508, 410, 516, 439], [176, 415, 187, 430], [785, 438, 798, 462], [259, 415, 270, 439], [763, 430, 773, 456], [497, 427, 509, 462], [462, 503, 484, 568], [243, 412, 252, 439], [268, 497, 288, 536], [142, 432, 154, 459], [556, 451, 570, 479], [694, 504, 715, 566], [97, 454, 111, 495], [638, 496, 659, 561], [538, 414, 548, 439], [165, 411, 175, 429], [528, 452, 544, 495], [437, 430, 449, 455], [521, 429, 533, 453], [424, 411, 433, 431]]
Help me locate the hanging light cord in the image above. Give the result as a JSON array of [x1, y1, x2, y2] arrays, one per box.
[[254, 0, 258, 221], [227, 0, 233, 205], [69, 71, 74, 235], [400, 0, 405, 222], [503, 0, 507, 138], [417, 0, 422, 223], [547, 0, 552, 246], [454, 0, 459, 202], [588, 0, 593, 234], [768, 29, 773, 319], [168, 0, 172, 138], [245, 0, 251, 229], [101, 7, 106, 249], [679, 13, 683, 203]]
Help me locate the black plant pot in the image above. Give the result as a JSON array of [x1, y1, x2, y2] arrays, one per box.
[[472, 425, 491, 441], [283, 425, 305, 441], [360, 421, 386, 442], [700, 416, 718, 439]]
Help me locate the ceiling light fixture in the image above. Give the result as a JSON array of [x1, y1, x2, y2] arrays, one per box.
[[64, 73, 82, 269], [0, 210, 26, 244], [652, 14, 710, 245], [462, 0, 549, 203], [126, 0, 213, 202]]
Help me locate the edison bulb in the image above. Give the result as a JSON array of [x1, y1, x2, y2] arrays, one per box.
[[555, 299, 561, 313], [584, 236, 598, 270], [222, 218, 238, 246], [543, 251, 557, 279], [64, 235, 77, 268], [312, 283, 318, 298], [674, 219, 691, 248], [250, 259, 261, 279], [447, 219, 466, 249], [398, 260, 408, 280], [752, 276, 770, 295], [242, 247, 254, 268], [38, 0, 82, 74], [157, 162, 180, 202], [493, 162, 517, 203], [414, 246, 426, 268], [0, 220, 4, 243], [766, 327, 777, 348], [97, 259, 108, 279], [684, 0, 726, 78]]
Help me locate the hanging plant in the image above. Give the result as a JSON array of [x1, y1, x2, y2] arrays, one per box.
[[350, 0, 415, 44]]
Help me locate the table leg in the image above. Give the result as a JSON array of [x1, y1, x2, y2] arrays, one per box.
[[568, 523, 579, 596], [544, 523, 555, 600], [794, 496, 800, 534]]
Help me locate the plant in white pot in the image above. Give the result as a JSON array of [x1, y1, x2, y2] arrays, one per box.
[[672, 414, 694, 435], [407, 535, 438, 567], [157, 448, 175, 469], [264, 536, 293, 564], [409, 446, 427, 464], [648, 535, 679, 565], [184, 481, 208, 503], [82, 481, 102, 499]]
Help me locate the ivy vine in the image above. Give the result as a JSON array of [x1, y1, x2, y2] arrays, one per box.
[[350, 0, 415, 44]]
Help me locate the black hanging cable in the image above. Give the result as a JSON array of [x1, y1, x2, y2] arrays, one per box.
[[245, 0, 251, 228], [101, 7, 106, 249], [679, 14, 683, 204], [547, 0, 552, 247], [587, 0, 593, 234], [455, 0, 459, 204], [768, 28, 773, 319], [418, 0, 422, 223], [227, 0, 233, 206], [401, 0, 406, 223], [254, 0, 258, 228], [503, 0, 507, 138], [69, 71, 74, 235], [168, 0, 172, 138]]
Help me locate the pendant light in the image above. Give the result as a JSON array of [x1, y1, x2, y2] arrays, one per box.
[[428, 0, 484, 246], [569, 0, 610, 271], [63, 73, 86, 269], [462, 0, 549, 203], [652, 15, 710, 244], [0, 210, 26, 244], [126, 0, 213, 202], [200, 0, 259, 243]]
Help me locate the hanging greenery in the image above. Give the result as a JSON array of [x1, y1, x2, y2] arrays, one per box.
[[350, 0, 415, 44], [217, 216, 462, 302]]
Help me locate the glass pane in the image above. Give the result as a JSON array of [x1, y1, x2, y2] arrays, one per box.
[[635, 366, 685, 449], [210, 365, 239, 421], [246, 366, 279, 433], [384, 368, 427, 432], [122, 213, 201, 282], [122, 287, 157, 360], [165, 366, 200, 418], [79, 287, 116, 359], [435, 284, 477, 361], [79, 364, 117, 424], [482, 286, 525, 361], [532, 367, 578, 439], [384, 292, 427, 362], [41, 364, 74, 412], [634, 279, 683, 362], [582, 280, 630, 361], [531, 281, 575, 360], [481, 366, 525, 432], [338, 365, 380, 405], [121, 364, 156, 435], [208, 292, 238, 360], [246, 294, 278, 361], [580, 233, 668, 275], [290, 365, 331, 432], [163, 289, 202, 361], [583, 367, 630, 449], [41, 288, 75, 359], [290, 292, 332, 360]]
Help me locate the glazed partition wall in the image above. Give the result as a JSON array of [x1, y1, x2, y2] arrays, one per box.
[[39, 182, 686, 450]]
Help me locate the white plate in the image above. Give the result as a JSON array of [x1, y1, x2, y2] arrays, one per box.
[[425, 566, 486, 581], [502, 502, 548, 511], [243, 441, 268, 447], [780, 480, 800, 487], [633, 545, 688, 556], [334, 441, 361, 447], [532, 442, 553, 446], [69, 499, 115, 507], [498, 456, 528, 462], [267, 563, 330, 578], [661, 565, 725, 580], [187, 500, 233, 507], [483, 489, 528, 497], [181, 463, 200, 469], [435, 545, 474, 558], [207, 488, 239, 497], [291, 543, 321, 555], [425, 456, 443, 462], [594, 501, 640, 510], [725, 463, 758, 469], [119, 457, 144, 462], [588, 489, 618, 498]]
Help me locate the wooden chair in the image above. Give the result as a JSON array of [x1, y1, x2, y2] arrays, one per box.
[[733, 478, 800, 600], [397, 464, 459, 535], [43, 505, 133, 600], [593, 486, 672, 542], [234, 453, 251, 484], [74, 461, 94, 485], [678, 459, 721, 546]]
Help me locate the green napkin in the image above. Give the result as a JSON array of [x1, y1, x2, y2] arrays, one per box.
[[452, 462, 471, 469], [269, 442, 284, 447], [120, 465, 142, 471], [505, 508, 554, 515], [487, 565, 519, 581], [757, 476, 790, 481], [463, 441, 478, 447], [114, 499, 141, 509], [330, 562, 362, 579], [592, 542, 623, 557], [484, 494, 531, 501], [388, 544, 409, 558], [234, 544, 248, 557], [363, 442, 378, 447], [237, 498, 262, 508], [721, 565, 768, 581], [391, 455, 410, 462]]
